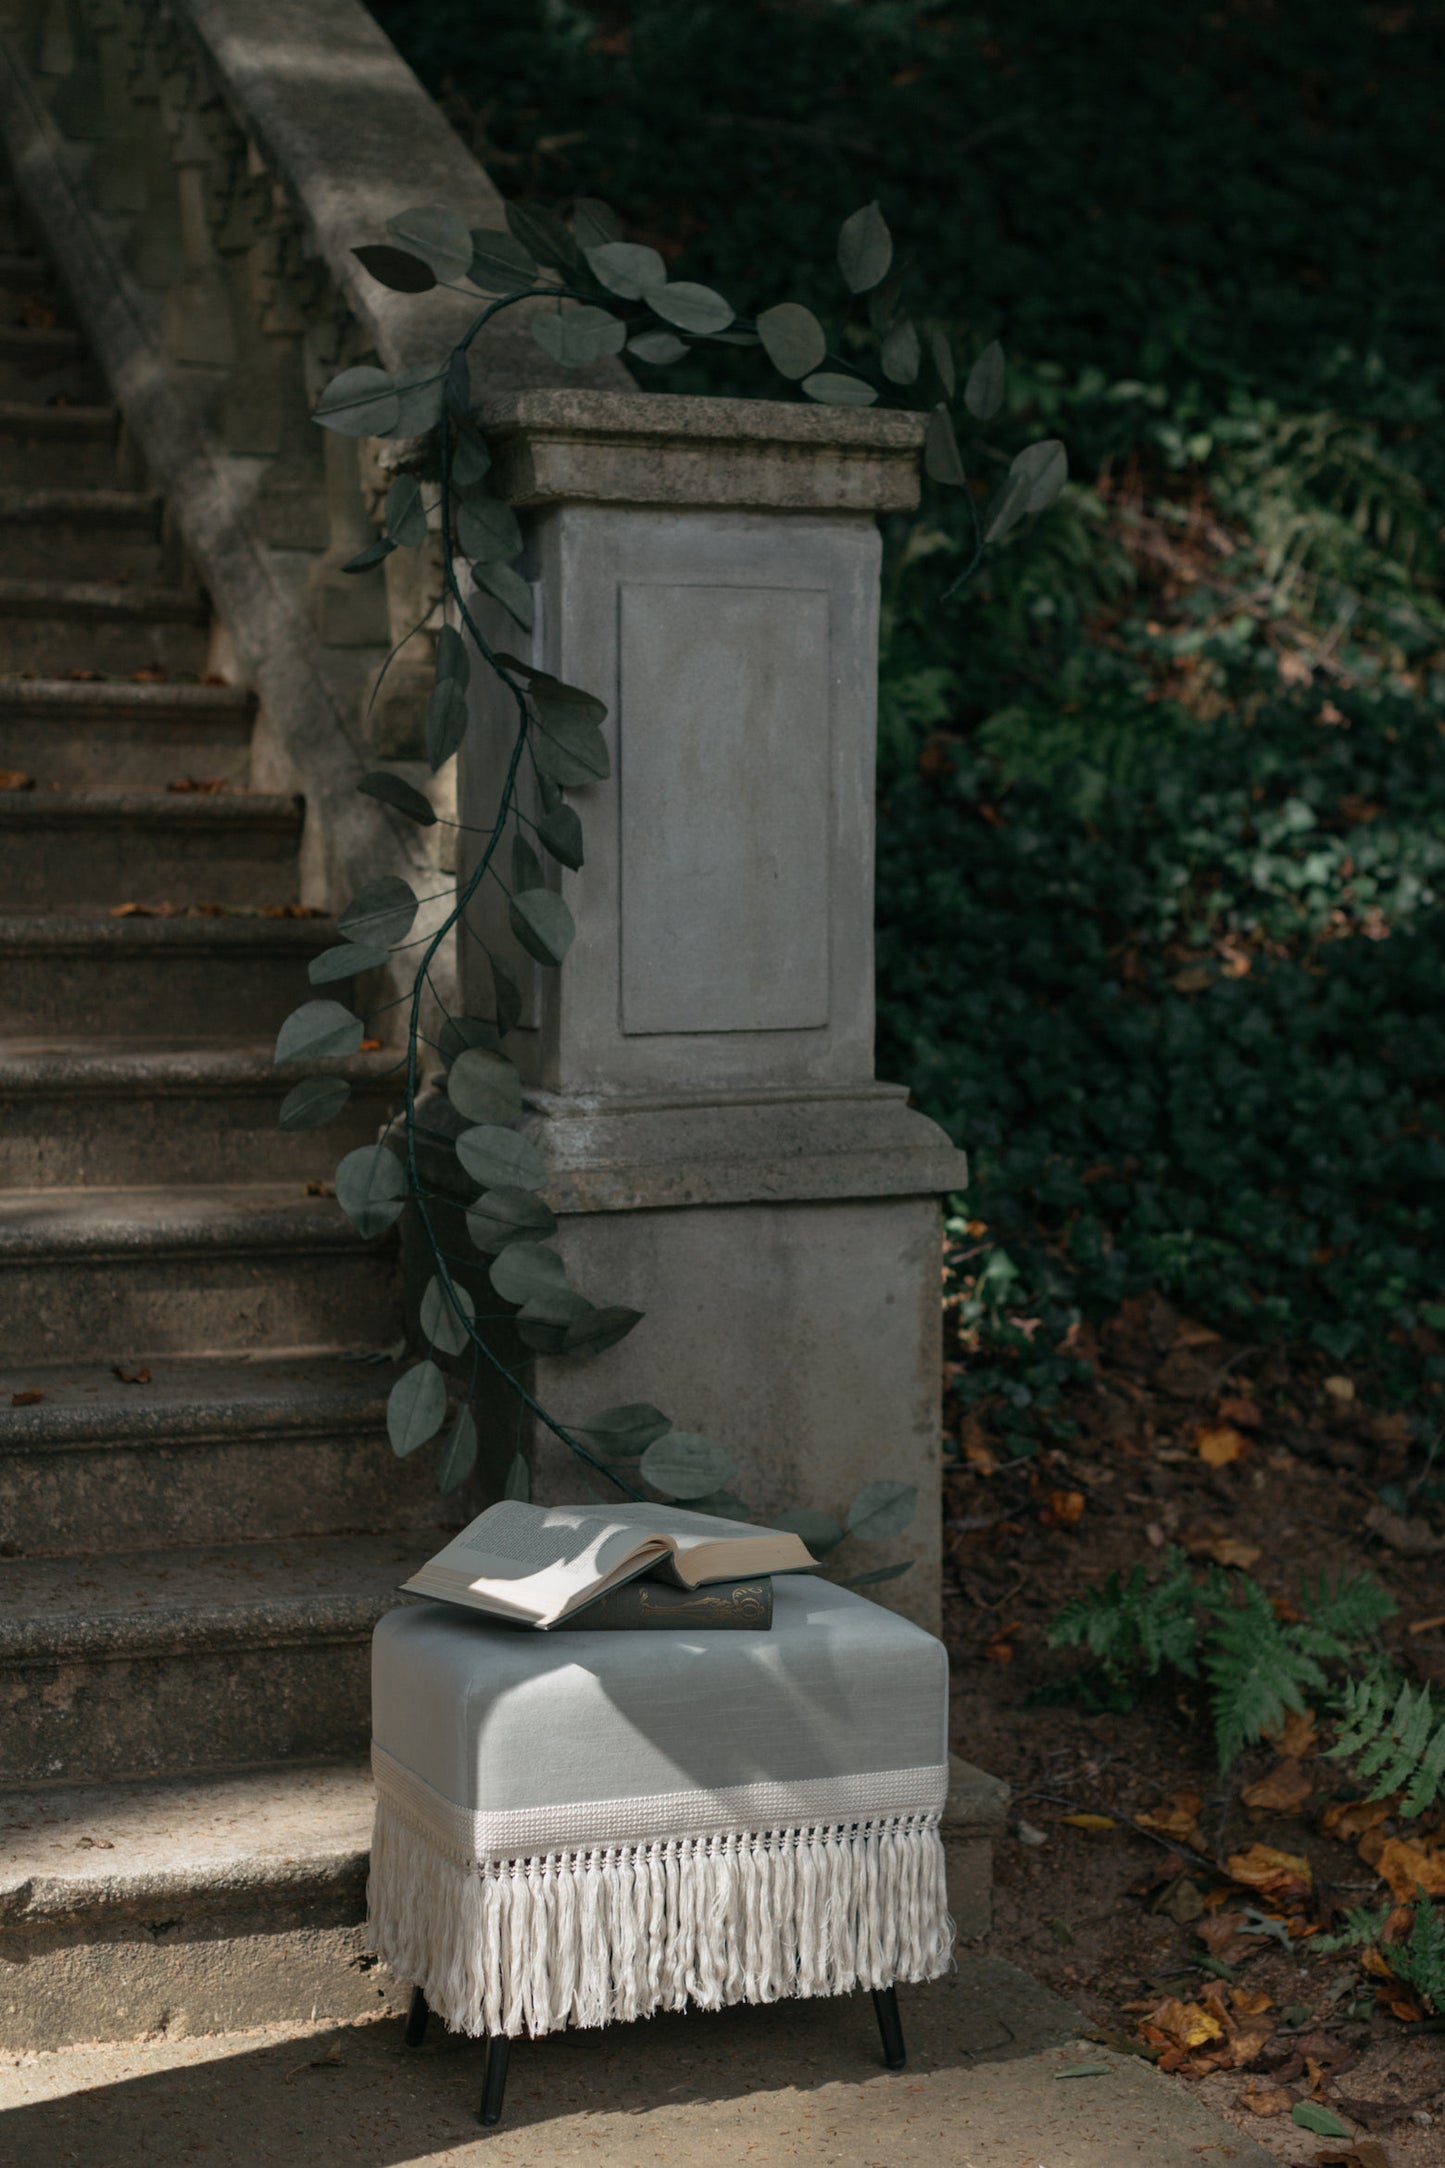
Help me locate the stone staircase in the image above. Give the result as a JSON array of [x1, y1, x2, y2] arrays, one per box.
[[0, 173, 443, 2049]]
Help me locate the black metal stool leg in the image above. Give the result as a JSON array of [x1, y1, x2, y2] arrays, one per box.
[[479, 2033, 511, 2127], [404, 1986, 430, 2048], [872, 1984, 907, 2070]]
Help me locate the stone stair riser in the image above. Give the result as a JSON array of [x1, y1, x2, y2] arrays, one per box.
[[0, 808, 303, 909], [0, 425, 118, 488], [0, 520, 162, 581], [0, 607, 208, 676], [0, 705, 253, 787], [0, 1083, 396, 1188], [0, 346, 102, 403], [0, 942, 341, 1039]]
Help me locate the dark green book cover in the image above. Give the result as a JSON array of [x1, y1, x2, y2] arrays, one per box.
[[563, 1576, 772, 1631]]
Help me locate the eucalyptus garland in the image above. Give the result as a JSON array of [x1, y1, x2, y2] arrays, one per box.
[[274, 195, 1067, 1579]]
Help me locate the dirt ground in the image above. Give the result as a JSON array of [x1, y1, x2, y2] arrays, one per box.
[[942, 1290, 1445, 2168]]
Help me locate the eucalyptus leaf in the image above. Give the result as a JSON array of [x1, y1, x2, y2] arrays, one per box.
[[448, 1046, 523, 1126], [341, 535, 394, 573], [353, 243, 435, 293], [466, 1185, 558, 1253], [627, 330, 688, 365], [647, 282, 733, 335], [573, 196, 620, 250], [435, 624, 470, 687], [468, 227, 537, 293], [390, 367, 447, 439], [388, 1358, 448, 1454], [425, 676, 469, 770], [358, 770, 436, 826], [445, 348, 470, 422], [531, 306, 627, 367], [455, 1123, 546, 1190], [964, 339, 1006, 422], [929, 328, 956, 398], [503, 1448, 531, 1500], [578, 1402, 672, 1458], [867, 274, 902, 335], [335, 1143, 406, 1237], [489, 1241, 570, 1308], [769, 1507, 844, 1556], [420, 1272, 476, 1357], [681, 1490, 753, 1520], [537, 801, 584, 869], [845, 1480, 918, 1543], [510, 887, 576, 968], [586, 240, 666, 299], [562, 1305, 642, 1356], [1015, 436, 1069, 512], [385, 475, 427, 547], [530, 676, 610, 786], [756, 301, 827, 381], [274, 998, 363, 1065], [473, 559, 533, 631], [837, 201, 892, 294], [279, 1075, 352, 1129], [307, 941, 389, 986], [506, 199, 580, 272], [452, 429, 492, 486], [438, 1403, 479, 1491], [515, 1290, 593, 1352], [512, 832, 544, 894], [641, 1432, 737, 1500], [338, 876, 417, 949], [387, 204, 473, 283], [924, 405, 966, 487], [314, 365, 400, 438], [880, 316, 921, 386], [457, 495, 522, 563], [439, 1015, 501, 1063], [1290, 2103, 1349, 2138], [801, 372, 879, 408], [489, 950, 523, 1035]]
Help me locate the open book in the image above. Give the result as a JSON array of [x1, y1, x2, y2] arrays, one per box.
[[399, 1500, 816, 1629]]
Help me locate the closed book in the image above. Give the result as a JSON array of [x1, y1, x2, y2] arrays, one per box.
[[562, 1576, 773, 1632]]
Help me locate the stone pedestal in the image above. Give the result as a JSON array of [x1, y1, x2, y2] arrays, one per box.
[[457, 391, 964, 1628]]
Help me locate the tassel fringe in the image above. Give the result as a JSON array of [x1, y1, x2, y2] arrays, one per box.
[[367, 1798, 955, 2038]]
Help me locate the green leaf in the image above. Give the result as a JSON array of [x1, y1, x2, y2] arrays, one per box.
[[455, 1124, 546, 1190], [769, 1507, 844, 1556], [468, 227, 537, 293], [457, 495, 522, 564], [510, 887, 576, 967], [578, 1403, 672, 1458], [561, 1305, 642, 1356], [452, 429, 491, 486], [314, 366, 400, 438], [585, 240, 666, 300], [386, 204, 473, 283], [837, 202, 892, 294], [439, 1015, 501, 1063], [274, 999, 363, 1065], [426, 677, 469, 770], [279, 1075, 352, 1129], [341, 536, 395, 573], [335, 1143, 406, 1237], [490, 1240, 570, 1308], [531, 305, 627, 368], [846, 1480, 918, 1543], [466, 1185, 558, 1253], [384, 475, 427, 547], [1290, 2103, 1349, 2138], [880, 317, 921, 386], [514, 1290, 593, 1352], [680, 1490, 752, 1520], [641, 1432, 737, 1500], [1053, 2063, 1111, 2080], [846, 1561, 914, 1588], [512, 832, 544, 894], [390, 367, 447, 439], [627, 330, 688, 365], [307, 941, 389, 986], [388, 1358, 448, 1455], [435, 624, 470, 687], [420, 1273, 476, 1357], [928, 328, 956, 398], [438, 1403, 479, 1491], [572, 197, 620, 250], [537, 802, 584, 869], [358, 770, 436, 825], [647, 282, 733, 335], [924, 405, 966, 487], [756, 301, 827, 381], [489, 949, 523, 1035], [801, 372, 879, 408], [337, 874, 417, 949], [473, 559, 533, 631], [505, 199, 580, 272], [530, 676, 610, 786], [964, 339, 1006, 422], [984, 439, 1069, 544], [503, 1449, 531, 1500], [353, 243, 436, 293], [867, 275, 903, 336], [448, 1046, 523, 1126]]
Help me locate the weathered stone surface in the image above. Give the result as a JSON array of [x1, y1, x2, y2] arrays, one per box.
[[0, 789, 303, 909], [0, 575, 209, 675], [0, 677, 255, 786], [943, 1753, 1011, 1941]]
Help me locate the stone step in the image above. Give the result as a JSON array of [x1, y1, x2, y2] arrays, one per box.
[[0, 909, 347, 1038], [0, 574, 208, 674], [0, 1760, 395, 2051], [0, 323, 101, 401], [0, 1183, 401, 1364], [0, 675, 255, 785], [0, 398, 118, 485], [0, 484, 162, 578], [0, 1040, 399, 1187], [0, 1533, 424, 1784], [0, 249, 50, 293], [0, 1354, 461, 1557], [0, 788, 304, 907]]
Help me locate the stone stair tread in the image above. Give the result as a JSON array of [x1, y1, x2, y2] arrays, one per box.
[[0, 675, 252, 713], [0, 1182, 389, 1263], [0, 324, 81, 357], [0, 1759, 374, 1927], [0, 250, 49, 288], [0, 1351, 393, 1450], [0, 1532, 426, 1665], [0, 786, 302, 826], [0, 908, 336, 947], [0, 485, 159, 524], [0, 399, 116, 437], [0, 1037, 393, 1082], [0, 575, 204, 621]]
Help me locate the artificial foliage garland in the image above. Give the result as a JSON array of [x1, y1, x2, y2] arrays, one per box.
[[273, 192, 1068, 1563]]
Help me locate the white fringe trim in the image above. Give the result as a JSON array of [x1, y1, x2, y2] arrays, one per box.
[[367, 1798, 955, 2038]]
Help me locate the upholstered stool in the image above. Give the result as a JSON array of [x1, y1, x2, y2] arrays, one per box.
[[368, 1573, 953, 2126]]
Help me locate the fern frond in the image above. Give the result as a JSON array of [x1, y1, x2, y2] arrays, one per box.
[[1311, 1901, 1392, 1956], [1205, 1578, 1327, 1766], [1328, 1675, 1445, 1817], [1300, 1569, 1397, 1653], [1046, 1548, 1199, 1681], [1393, 1898, 1445, 2015]]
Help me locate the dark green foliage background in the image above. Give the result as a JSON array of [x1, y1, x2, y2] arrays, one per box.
[[369, 0, 1445, 1421]]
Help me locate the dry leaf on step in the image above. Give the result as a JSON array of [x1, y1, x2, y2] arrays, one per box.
[[1225, 1843, 1313, 1904], [1241, 1758, 1315, 1816], [1239, 2083, 1293, 2116], [1374, 1836, 1445, 1902], [1195, 1424, 1250, 1467], [1267, 1707, 1318, 1757], [1320, 1796, 1390, 1843]]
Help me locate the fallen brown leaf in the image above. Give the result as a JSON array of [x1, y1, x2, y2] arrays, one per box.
[[1218, 1394, 1262, 1428], [1136, 1791, 1207, 1850], [983, 1621, 1020, 1664], [1241, 1758, 1316, 1817], [1365, 1504, 1445, 1556], [1059, 1812, 1116, 1833], [359, 1037, 383, 1052], [1225, 1843, 1313, 1905], [0, 769, 35, 791], [1174, 1318, 1225, 1346], [1139, 1996, 1224, 2051], [1323, 1375, 1356, 1404], [1195, 1424, 1250, 1467], [1197, 1534, 1263, 1569], [1374, 1835, 1445, 1902], [111, 1365, 151, 1385], [1268, 1708, 1319, 1757], [1230, 1987, 1273, 2015], [1040, 1487, 1085, 1529], [1239, 2083, 1293, 2117], [1321, 1797, 1390, 1843], [1313, 2144, 1391, 2168], [166, 777, 232, 794], [1407, 1613, 1445, 1636], [10, 1388, 44, 1406]]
